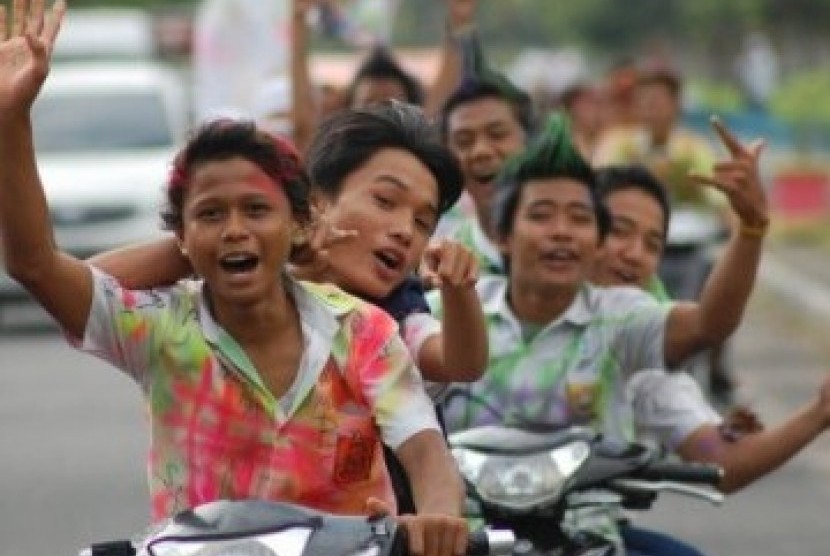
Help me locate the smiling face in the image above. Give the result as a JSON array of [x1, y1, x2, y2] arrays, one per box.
[[592, 187, 666, 288], [446, 96, 527, 223], [179, 157, 298, 305], [502, 178, 600, 294], [318, 148, 439, 299]]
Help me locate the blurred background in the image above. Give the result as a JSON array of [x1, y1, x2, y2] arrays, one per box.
[[2, 1, 830, 556]]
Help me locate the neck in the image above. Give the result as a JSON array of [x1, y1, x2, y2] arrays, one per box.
[[507, 277, 580, 325], [474, 205, 498, 243], [208, 280, 298, 345]]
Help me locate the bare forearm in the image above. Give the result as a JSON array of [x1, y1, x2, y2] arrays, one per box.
[[0, 112, 57, 280], [397, 430, 464, 515], [291, 3, 315, 154], [88, 237, 190, 288], [433, 285, 487, 381], [681, 403, 827, 494]]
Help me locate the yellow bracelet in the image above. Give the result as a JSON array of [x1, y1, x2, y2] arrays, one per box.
[[739, 221, 769, 238]]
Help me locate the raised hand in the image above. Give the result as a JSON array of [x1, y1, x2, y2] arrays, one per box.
[[289, 204, 358, 275], [447, 0, 477, 30], [0, 0, 65, 115], [420, 239, 479, 291], [689, 116, 769, 232]]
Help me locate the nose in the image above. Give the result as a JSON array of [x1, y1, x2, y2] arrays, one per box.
[[221, 209, 250, 242], [546, 215, 573, 240], [620, 238, 646, 267], [388, 214, 413, 247], [469, 135, 495, 161]]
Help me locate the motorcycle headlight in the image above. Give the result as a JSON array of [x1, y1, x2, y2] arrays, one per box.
[[453, 441, 591, 511]]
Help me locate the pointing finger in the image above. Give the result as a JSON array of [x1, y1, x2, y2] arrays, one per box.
[[710, 115, 745, 158]]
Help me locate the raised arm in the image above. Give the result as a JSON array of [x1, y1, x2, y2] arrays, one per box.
[[88, 237, 191, 289], [422, 0, 476, 118], [678, 375, 830, 493], [0, 0, 95, 338], [418, 239, 487, 382], [664, 117, 768, 367], [290, 0, 317, 154]]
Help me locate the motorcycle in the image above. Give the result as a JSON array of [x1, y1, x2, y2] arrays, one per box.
[[449, 423, 724, 556], [78, 498, 516, 556]]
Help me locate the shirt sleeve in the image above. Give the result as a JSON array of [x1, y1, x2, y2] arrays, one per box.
[[627, 368, 722, 450], [68, 266, 170, 386], [607, 287, 672, 378], [352, 308, 441, 449]]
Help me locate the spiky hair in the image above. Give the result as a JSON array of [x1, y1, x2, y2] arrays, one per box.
[[491, 114, 609, 239]]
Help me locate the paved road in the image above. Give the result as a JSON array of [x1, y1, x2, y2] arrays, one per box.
[[1, 270, 829, 556]]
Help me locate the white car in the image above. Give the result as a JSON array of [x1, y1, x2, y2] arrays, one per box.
[[0, 61, 190, 322]]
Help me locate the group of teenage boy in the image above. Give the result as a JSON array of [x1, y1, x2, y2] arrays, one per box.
[[2, 2, 829, 556]]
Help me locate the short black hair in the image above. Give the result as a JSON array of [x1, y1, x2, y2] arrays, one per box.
[[347, 46, 424, 107], [595, 164, 671, 236], [441, 76, 535, 140], [306, 100, 464, 215], [638, 67, 683, 99], [162, 119, 310, 231], [491, 114, 609, 240]]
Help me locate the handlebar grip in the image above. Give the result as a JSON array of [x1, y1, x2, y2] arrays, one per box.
[[467, 529, 515, 556], [79, 540, 136, 556], [635, 461, 723, 485]]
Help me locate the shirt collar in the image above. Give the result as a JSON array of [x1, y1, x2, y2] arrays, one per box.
[[481, 275, 594, 327]]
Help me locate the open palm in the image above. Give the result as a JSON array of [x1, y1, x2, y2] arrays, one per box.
[[0, 0, 65, 114]]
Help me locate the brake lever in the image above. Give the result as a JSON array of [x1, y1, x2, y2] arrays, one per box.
[[610, 479, 725, 506]]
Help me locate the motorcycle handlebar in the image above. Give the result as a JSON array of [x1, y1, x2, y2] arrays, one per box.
[[466, 529, 515, 556], [634, 460, 723, 486], [80, 529, 516, 556]]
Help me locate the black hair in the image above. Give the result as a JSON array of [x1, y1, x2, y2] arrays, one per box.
[[491, 114, 610, 240], [346, 46, 425, 107], [161, 119, 311, 230], [595, 164, 671, 236], [440, 31, 535, 140], [638, 67, 684, 99], [305, 100, 464, 215]]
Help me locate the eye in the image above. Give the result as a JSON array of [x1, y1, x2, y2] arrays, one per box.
[[373, 194, 394, 209], [414, 216, 434, 234], [246, 201, 272, 216], [195, 206, 223, 222]]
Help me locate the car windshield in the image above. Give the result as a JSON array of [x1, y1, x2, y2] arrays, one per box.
[[32, 91, 173, 153]]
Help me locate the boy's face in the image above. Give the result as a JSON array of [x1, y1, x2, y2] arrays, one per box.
[[319, 148, 439, 299], [180, 157, 296, 305], [502, 178, 599, 293], [351, 77, 410, 109], [637, 82, 679, 138], [592, 187, 666, 288], [446, 96, 526, 219]]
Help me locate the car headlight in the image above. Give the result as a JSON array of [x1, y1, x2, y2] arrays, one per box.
[[453, 440, 591, 511]]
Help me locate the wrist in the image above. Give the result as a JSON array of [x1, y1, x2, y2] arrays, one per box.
[[738, 218, 769, 239], [445, 19, 476, 43]]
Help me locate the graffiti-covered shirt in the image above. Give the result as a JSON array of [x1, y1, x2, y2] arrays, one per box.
[[73, 268, 439, 522], [429, 276, 669, 443]]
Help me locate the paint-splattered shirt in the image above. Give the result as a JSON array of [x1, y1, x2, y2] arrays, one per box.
[[429, 275, 670, 443], [73, 268, 439, 522]]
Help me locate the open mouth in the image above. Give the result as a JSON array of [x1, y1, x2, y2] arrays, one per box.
[[612, 267, 641, 285], [219, 252, 260, 274], [540, 247, 578, 265], [374, 248, 405, 273], [472, 173, 497, 187]]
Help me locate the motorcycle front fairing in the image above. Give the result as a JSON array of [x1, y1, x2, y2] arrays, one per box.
[[140, 499, 402, 556]]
